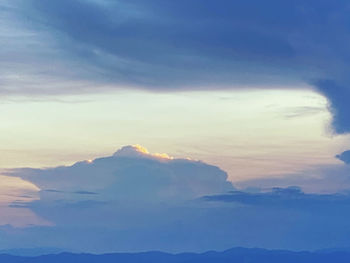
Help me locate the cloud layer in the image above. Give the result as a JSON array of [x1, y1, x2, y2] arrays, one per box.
[[2, 0, 350, 132]]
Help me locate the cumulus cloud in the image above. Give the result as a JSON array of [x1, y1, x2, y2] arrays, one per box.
[[0, 145, 235, 251], [8, 145, 232, 203]]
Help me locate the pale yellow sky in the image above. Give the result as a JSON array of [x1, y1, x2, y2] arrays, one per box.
[[0, 88, 347, 183]]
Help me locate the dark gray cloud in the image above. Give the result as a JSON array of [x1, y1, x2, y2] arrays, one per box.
[[336, 150, 350, 164], [203, 186, 350, 210], [42, 189, 98, 195], [17, 0, 300, 87], [6, 0, 350, 132], [316, 80, 350, 134], [2, 0, 350, 132], [73, 191, 99, 195]]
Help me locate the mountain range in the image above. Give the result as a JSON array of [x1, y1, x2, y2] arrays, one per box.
[[1, 247, 350, 262]]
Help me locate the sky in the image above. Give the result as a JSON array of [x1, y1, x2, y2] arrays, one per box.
[[2, 0, 350, 253]]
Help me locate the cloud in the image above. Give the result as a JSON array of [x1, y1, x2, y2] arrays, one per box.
[[235, 162, 350, 194], [15, 0, 299, 88], [315, 80, 350, 134], [8, 145, 232, 203], [282, 106, 325, 119], [203, 186, 350, 209], [1, 1, 350, 132], [0, 145, 237, 251], [336, 150, 350, 164], [3, 0, 350, 132], [113, 144, 173, 160], [3, 144, 234, 228], [3, 146, 350, 252], [5, 185, 350, 252]]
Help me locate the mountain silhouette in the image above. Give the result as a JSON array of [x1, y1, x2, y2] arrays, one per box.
[[1, 248, 350, 263]]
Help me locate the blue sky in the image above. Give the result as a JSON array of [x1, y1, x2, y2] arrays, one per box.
[[1, 0, 350, 253]]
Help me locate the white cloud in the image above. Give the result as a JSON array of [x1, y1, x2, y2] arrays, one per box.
[[7, 144, 233, 211], [113, 144, 173, 160]]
